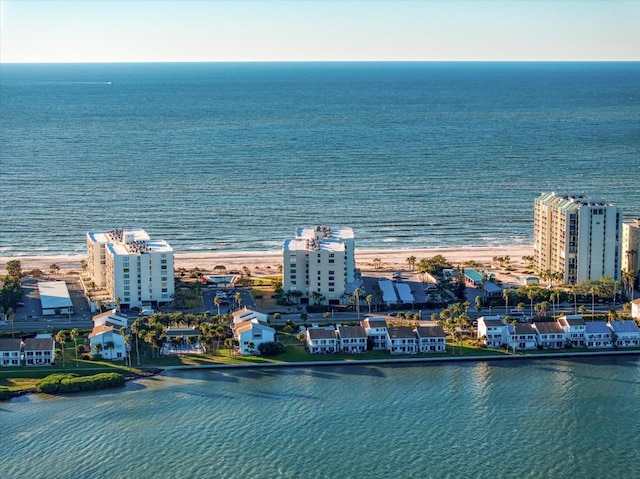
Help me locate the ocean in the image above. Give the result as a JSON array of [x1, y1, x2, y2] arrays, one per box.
[[3, 359, 640, 479], [1, 62, 639, 256]]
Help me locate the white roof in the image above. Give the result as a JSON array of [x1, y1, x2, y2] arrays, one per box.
[[395, 282, 414, 303], [378, 280, 397, 304], [38, 281, 72, 310]]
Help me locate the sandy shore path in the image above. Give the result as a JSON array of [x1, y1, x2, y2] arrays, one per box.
[[1, 245, 533, 275]]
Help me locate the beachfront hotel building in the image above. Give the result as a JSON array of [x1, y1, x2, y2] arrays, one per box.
[[282, 225, 355, 305], [622, 219, 640, 275], [86, 228, 174, 310], [533, 192, 622, 285]]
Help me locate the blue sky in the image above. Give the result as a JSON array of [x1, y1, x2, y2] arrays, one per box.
[[1, 0, 639, 62]]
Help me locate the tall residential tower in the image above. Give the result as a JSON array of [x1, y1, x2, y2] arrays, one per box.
[[282, 225, 355, 305], [86, 228, 174, 310], [533, 192, 621, 285]]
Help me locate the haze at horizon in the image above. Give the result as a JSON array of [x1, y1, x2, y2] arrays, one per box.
[[1, 0, 639, 63]]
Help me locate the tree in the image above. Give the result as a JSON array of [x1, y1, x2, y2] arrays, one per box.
[[6, 260, 22, 280], [224, 337, 236, 357], [235, 292, 243, 311], [115, 297, 122, 314], [93, 342, 103, 357], [49, 263, 60, 276], [69, 328, 80, 366], [406, 255, 417, 270], [373, 258, 382, 270], [105, 340, 115, 359], [214, 295, 221, 317], [353, 286, 363, 319], [474, 295, 482, 313], [365, 295, 373, 315], [55, 330, 67, 368]]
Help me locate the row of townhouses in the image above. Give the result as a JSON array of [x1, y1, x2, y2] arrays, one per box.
[[0, 336, 55, 367], [478, 315, 640, 350], [306, 317, 447, 355]]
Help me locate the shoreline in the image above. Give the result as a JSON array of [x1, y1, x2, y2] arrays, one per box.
[[6, 349, 638, 400], [0, 244, 533, 275]]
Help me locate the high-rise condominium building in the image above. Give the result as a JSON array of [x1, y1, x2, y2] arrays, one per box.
[[622, 219, 640, 275], [86, 228, 174, 309], [282, 225, 355, 305], [533, 192, 622, 285]]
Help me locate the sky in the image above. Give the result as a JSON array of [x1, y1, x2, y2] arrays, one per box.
[[1, 0, 639, 63]]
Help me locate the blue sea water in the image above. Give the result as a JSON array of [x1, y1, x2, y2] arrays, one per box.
[[3, 359, 640, 479], [1, 62, 639, 256]]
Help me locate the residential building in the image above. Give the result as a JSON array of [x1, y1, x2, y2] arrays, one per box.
[[88, 325, 127, 361], [306, 327, 337, 354], [584, 322, 613, 349], [533, 322, 566, 349], [622, 219, 640, 275], [360, 317, 389, 350], [508, 323, 537, 351], [533, 192, 622, 284], [0, 338, 22, 366], [38, 281, 73, 316], [386, 327, 417, 354], [557, 315, 586, 347], [231, 307, 269, 325], [477, 316, 507, 348], [608, 320, 640, 348], [415, 324, 447, 353], [631, 298, 640, 320], [23, 337, 55, 366], [282, 225, 355, 305], [233, 320, 276, 355], [86, 228, 174, 310], [336, 325, 368, 353], [93, 309, 129, 329]]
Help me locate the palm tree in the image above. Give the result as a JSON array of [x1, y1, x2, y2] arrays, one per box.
[[93, 342, 103, 357], [365, 295, 373, 315], [55, 330, 67, 368], [115, 296, 122, 314], [406, 255, 416, 270], [49, 263, 60, 276], [373, 258, 381, 270], [503, 289, 511, 316], [353, 287, 362, 319], [214, 295, 221, 317], [69, 328, 80, 366], [105, 340, 115, 359], [474, 295, 482, 314], [224, 337, 235, 357], [235, 292, 242, 311]]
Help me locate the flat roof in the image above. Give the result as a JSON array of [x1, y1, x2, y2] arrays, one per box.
[[464, 269, 484, 283], [38, 281, 72, 310]]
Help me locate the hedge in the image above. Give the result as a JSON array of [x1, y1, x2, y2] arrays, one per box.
[[35, 372, 125, 394]]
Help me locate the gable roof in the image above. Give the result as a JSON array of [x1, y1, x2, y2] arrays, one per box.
[[415, 325, 446, 337], [235, 319, 275, 335], [308, 328, 336, 340], [608, 320, 640, 333], [23, 337, 55, 350], [338, 325, 367, 338], [387, 327, 416, 340], [534, 322, 564, 334], [88, 324, 115, 339], [511, 323, 536, 335], [0, 338, 22, 351], [584, 321, 611, 334]]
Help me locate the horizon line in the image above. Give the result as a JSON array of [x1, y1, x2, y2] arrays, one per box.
[[2, 59, 639, 65]]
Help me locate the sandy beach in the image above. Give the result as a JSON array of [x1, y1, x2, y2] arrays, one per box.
[[1, 245, 533, 276]]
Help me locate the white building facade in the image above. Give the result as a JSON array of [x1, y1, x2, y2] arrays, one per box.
[[282, 225, 355, 305], [86, 228, 174, 310], [533, 192, 622, 285], [622, 219, 640, 276]]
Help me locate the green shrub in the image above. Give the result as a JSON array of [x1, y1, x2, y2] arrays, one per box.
[[35, 372, 125, 394], [258, 341, 286, 356]]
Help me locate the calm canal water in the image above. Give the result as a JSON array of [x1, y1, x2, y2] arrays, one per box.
[[2, 358, 639, 479]]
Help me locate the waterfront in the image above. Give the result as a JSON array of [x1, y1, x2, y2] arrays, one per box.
[[1, 62, 639, 256], [3, 357, 639, 479]]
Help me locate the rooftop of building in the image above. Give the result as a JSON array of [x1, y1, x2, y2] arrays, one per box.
[[88, 228, 173, 255]]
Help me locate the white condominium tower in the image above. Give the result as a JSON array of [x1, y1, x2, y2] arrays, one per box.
[[533, 192, 622, 285], [622, 219, 640, 275], [282, 225, 355, 305], [86, 228, 174, 309]]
